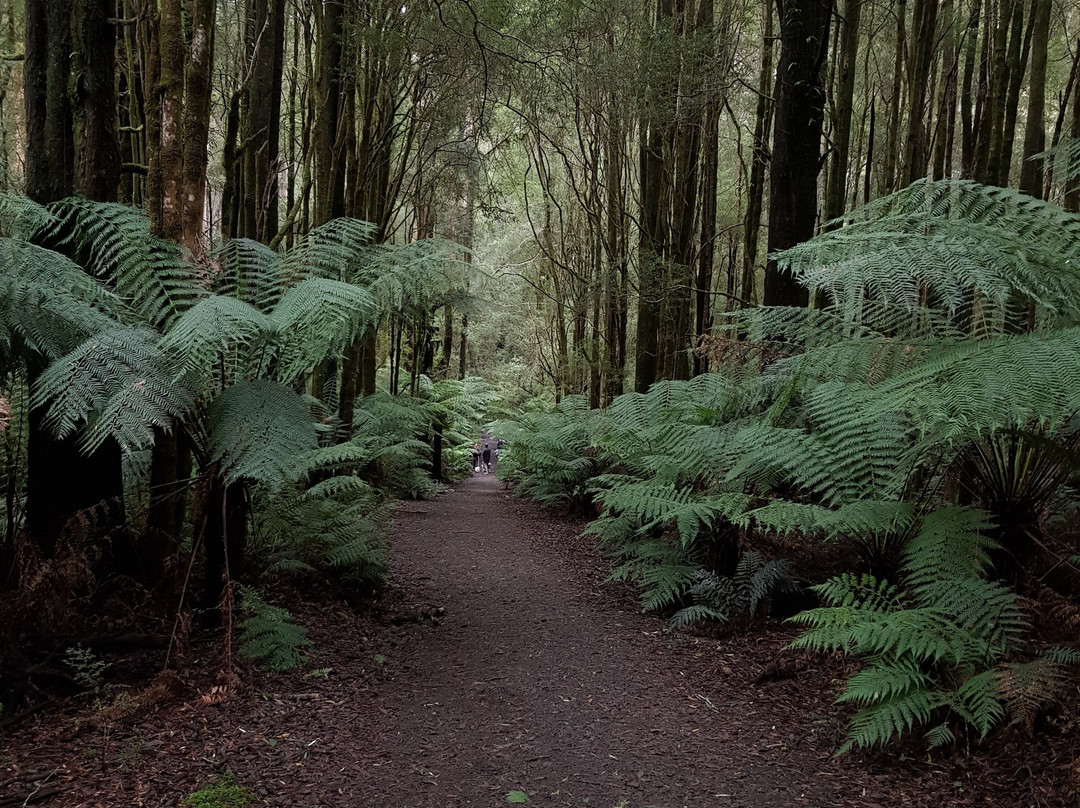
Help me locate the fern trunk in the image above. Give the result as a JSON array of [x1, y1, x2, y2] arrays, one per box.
[[199, 471, 249, 620]]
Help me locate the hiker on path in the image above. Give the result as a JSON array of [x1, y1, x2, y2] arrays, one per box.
[[471, 443, 480, 473], [481, 443, 492, 474]]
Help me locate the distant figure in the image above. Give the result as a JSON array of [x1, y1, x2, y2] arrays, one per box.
[[481, 443, 492, 474], [471, 443, 480, 473]]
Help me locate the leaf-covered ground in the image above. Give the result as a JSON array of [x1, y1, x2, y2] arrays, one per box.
[[2, 473, 1076, 806]]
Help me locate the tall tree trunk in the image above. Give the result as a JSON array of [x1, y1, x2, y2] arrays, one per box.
[[146, 0, 217, 578], [742, 1, 773, 305], [882, 0, 907, 192], [1017, 0, 1050, 197], [24, 0, 125, 560], [960, 0, 982, 176], [997, 0, 1032, 185], [764, 0, 831, 307], [976, 0, 1011, 183], [314, 0, 346, 226], [825, 0, 862, 220], [932, 0, 959, 179], [694, 97, 719, 376], [1066, 83, 1080, 213], [902, 0, 940, 184], [242, 0, 287, 241], [634, 0, 675, 393]]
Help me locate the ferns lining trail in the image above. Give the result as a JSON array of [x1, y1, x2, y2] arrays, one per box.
[[499, 178, 1080, 754]]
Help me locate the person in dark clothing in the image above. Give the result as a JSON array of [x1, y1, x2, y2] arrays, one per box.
[[481, 443, 492, 473]]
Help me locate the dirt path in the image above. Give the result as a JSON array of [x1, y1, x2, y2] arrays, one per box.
[[2, 474, 1066, 807], [276, 475, 914, 808], [347, 474, 813, 807]]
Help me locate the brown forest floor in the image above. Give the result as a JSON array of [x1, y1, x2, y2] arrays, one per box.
[[2, 473, 1078, 807]]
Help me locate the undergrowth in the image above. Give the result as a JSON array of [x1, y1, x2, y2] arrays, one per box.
[[498, 179, 1080, 753]]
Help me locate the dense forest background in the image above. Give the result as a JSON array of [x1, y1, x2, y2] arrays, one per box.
[[1, 0, 1077, 402], [1, 0, 1080, 773]]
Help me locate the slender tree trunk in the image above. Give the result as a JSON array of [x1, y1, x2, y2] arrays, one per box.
[[1017, 0, 1050, 197], [882, 0, 906, 192], [997, 0, 1032, 185], [314, 0, 346, 226], [694, 96, 719, 376], [1066, 83, 1080, 213], [932, 0, 959, 179], [1045, 40, 1080, 198], [825, 0, 862, 219], [902, 0, 940, 184], [960, 0, 982, 176], [742, 1, 773, 305], [242, 0, 286, 241], [764, 0, 831, 307]]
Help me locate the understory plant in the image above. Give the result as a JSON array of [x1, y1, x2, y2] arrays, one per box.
[[500, 179, 1080, 751], [792, 506, 1078, 752], [0, 193, 475, 673]]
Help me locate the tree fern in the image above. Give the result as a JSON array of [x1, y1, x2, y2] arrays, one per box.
[[669, 552, 792, 630], [791, 507, 1075, 752]]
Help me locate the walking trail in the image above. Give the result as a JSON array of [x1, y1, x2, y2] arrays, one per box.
[[2, 471, 1051, 807]]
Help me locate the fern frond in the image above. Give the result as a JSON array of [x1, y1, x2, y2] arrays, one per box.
[[0, 192, 54, 237], [953, 670, 1005, 738], [45, 198, 198, 327], [835, 659, 931, 707], [778, 180, 1080, 328], [0, 238, 125, 358], [237, 588, 311, 672], [33, 326, 196, 452], [270, 278, 375, 383], [996, 654, 1077, 728], [160, 295, 274, 386], [668, 603, 730, 630], [207, 380, 318, 486], [839, 689, 948, 753], [283, 218, 377, 282], [213, 238, 286, 310]]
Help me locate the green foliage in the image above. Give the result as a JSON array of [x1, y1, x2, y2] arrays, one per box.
[[497, 179, 1080, 755], [63, 644, 109, 693], [183, 773, 253, 808], [33, 326, 197, 453], [669, 551, 791, 631], [251, 459, 387, 589], [237, 588, 312, 673], [791, 508, 1075, 753], [44, 197, 199, 328], [505, 791, 529, 804], [207, 380, 319, 487]]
